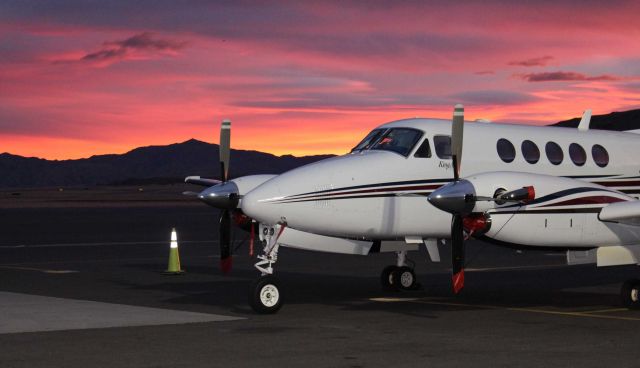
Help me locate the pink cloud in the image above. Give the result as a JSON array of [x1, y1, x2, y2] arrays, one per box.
[[518, 71, 622, 82], [508, 56, 554, 67]]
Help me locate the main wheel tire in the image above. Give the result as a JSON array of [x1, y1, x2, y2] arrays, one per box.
[[380, 265, 399, 290], [621, 279, 640, 310], [392, 266, 418, 291], [249, 275, 283, 314]]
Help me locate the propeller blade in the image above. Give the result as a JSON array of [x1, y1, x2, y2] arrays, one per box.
[[451, 104, 464, 180], [219, 119, 231, 182], [451, 214, 465, 294], [185, 176, 222, 187], [219, 209, 232, 274]]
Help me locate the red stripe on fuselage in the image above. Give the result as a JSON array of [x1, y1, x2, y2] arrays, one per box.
[[272, 184, 443, 202], [594, 180, 640, 187], [538, 195, 627, 208]]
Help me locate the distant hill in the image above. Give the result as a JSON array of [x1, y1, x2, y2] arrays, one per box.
[[0, 139, 335, 188], [551, 109, 640, 131], [4, 108, 639, 188]]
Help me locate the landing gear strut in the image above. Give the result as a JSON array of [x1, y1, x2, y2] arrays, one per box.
[[380, 251, 419, 291], [621, 279, 640, 310], [248, 223, 285, 314]]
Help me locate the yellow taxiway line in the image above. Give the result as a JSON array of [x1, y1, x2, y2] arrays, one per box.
[[370, 297, 640, 321]]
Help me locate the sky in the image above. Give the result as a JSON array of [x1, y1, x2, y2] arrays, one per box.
[[1, 0, 640, 160]]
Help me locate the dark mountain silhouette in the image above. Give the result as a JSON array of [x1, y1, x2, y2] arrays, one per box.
[[3, 108, 639, 188], [551, 109, 640, 131], [0, 139, 335, 188]]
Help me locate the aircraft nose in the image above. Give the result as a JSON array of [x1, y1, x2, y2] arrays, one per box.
[[241, 183, 282, 224], [198, 181, 239, 209], [427, 180, 476, 215]]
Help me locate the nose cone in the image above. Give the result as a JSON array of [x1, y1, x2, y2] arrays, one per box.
[[198, 182, 239, 209], [428, 180, 476, 215]]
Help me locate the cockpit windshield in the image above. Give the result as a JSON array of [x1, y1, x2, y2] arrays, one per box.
[[351, 129, 385, 152], [370, 128, 423, 157]]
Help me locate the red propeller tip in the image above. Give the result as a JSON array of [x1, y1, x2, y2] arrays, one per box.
[[452, 270, 465, 294], [220, 257, 233, 275]]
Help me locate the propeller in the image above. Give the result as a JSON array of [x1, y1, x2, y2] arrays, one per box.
[[428, 105, 535, 294], [218, 119, 233, 274], [186, 119, 237, 274], [450, 104, 466, 294], [184, 119, 257, 274]]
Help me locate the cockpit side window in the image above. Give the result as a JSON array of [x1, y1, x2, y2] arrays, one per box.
[[414, 138, 432, 158], [370, 128, 423, 157], [433, 135, 452, 159], [351, 129, 385, 152]]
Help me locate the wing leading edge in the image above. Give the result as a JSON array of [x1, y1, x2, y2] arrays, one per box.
[[599, 200, 640, 226]]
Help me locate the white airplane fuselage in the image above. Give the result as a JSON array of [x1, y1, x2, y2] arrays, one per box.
[[241, 118, 640, 249]]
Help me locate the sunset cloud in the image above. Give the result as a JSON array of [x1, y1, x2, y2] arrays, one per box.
[[508, 56, 554, 67], [0, 1, 639, 159], [80, 33, 186, 64], [518, 71, 621, 82]]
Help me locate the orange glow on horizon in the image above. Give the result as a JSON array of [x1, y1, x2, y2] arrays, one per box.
[[1, 2, 639, 160]]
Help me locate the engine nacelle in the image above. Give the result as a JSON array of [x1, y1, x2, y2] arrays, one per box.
[[463, 172, 635, 248]]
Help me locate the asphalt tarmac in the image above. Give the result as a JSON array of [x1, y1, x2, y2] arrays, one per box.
[[1, 196, 640, 367]]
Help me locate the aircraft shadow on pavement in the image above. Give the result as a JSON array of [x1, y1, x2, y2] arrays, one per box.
[[118, 261, 638, 317]]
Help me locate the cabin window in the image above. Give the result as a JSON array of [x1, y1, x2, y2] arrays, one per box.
[[351, 129, 385, 152], [370, 128, 423, 157], [592, 144, 609, 167], [545, 142, 563, 165], [496, 138, 516, 163], [414, 138, 432, 158], [433, 135, 452, 159], [521, 140, 540, 164], [569, 143, 586, 166]]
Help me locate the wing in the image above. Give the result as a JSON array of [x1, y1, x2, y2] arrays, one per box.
[[599, 200, 640, 226], [184, 176, 222, 187]]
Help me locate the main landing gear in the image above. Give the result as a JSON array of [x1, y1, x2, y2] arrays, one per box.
[[248, 224, 285, 314], [621, 279, 640, 310], [380, 251, 420, 291]]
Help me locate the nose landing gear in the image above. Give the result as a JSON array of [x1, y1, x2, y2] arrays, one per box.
[[248, 223, 285, 314]]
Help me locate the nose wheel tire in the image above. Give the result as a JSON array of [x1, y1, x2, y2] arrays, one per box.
[[392, 266, 419, 291], [249, 275, 283, 314], [621, 279, 640, 310]]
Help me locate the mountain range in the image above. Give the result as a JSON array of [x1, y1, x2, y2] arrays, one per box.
[[0, 139, 334, 188], [551, 108, 640, 130], [2, 109, 638, 188]]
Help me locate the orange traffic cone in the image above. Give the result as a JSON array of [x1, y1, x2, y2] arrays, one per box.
[[164, 228, 185, 275]]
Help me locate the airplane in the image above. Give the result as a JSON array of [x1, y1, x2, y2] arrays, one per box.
[[185, 106, 640, 314]]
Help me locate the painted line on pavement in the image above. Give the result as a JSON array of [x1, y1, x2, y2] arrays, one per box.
[[0, 240, 217, 249], [0, 265, 79, 274], [370, 297, 640, 321]]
